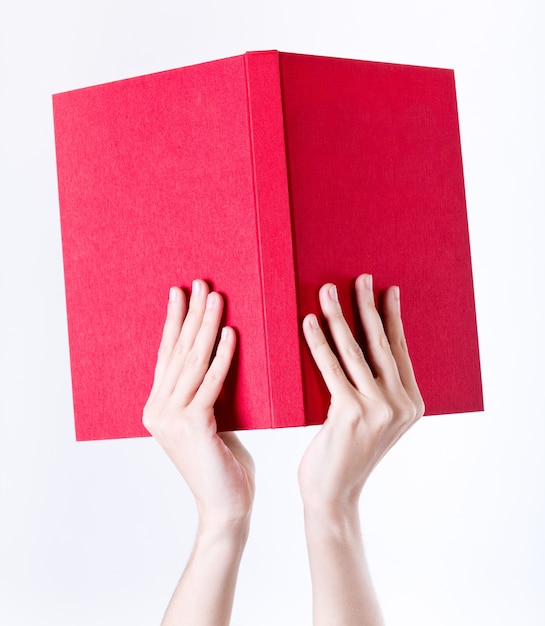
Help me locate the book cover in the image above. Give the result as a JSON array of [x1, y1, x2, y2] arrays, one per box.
[[53, 50, 483, 441]]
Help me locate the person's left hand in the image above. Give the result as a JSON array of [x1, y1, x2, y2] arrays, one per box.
[[298, 275, 424, 517], [142, 280, 255, 530]]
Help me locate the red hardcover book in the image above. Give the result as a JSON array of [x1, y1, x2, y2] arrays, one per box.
[[53, 50, 483, 441]]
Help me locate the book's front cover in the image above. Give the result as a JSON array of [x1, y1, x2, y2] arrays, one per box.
[[278, 52, 483, 420], [54, 51, 483, 441], [54, 55, 275, 439]]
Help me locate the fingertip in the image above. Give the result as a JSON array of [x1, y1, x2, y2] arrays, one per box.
[[190, 278, 210, 304], [355, 273, 366, 290], [220, 325, 235, 343], [318, 282, 339, 312], [206, 291, 219, 309], [356, 273, 374, 303], [303, 314, 329, 356], [192, 278, 203, 296], [304, 313, 320, 331], [218, 327, 237, 358], [383, 285, 401, 315], [167, 287, 186, 317], [169, 286, 182, 303], [392, 285, 400, 306]]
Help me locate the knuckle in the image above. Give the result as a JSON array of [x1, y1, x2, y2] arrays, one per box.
[[145, 406, 183, 440], [395, 393, 422, 426], [184, 349, 206, 370], [362, 396, 393, 430], [398, 404, 416, 427], [172, 339, 187, 357], [326, 355, 345, 378], [344, 409, 365, 431], [390, 333, 408, 354], [325, 304, 345, 323], [364, 299, 378, 315], [379, 332, 391, 351], [154, 416, 174, 439], [368, 331, 391, 354], [414, 395, 425, 419], [204, 366, 222, 389], [157, 343, 172, 359], [311, 334, 329, 353], [333, 306, 345, 321], [331, 395, 365, 430], [346, 339, 365, 363], [141, 405, 156, 432], [375, 402, 394, 428]]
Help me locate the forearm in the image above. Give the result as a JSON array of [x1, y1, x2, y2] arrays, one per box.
[[162, 520, 249, 626], [304, 506, 384, 626]]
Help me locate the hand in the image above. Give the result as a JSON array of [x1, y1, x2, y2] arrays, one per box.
[[299, 274, 424, 516], [142, 280, 255, 529]]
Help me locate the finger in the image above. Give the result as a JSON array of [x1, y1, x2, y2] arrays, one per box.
[[302, 313, 355, 397], [176, 279, 209, 356], [318, 283, 376, 395], [355, 274, 403, 390], [151, 286, 187, 392], [192, 325, 236, 410], [381, 286, 425, 415], [158, 279, 209, 396], [173, 291, 225, 406]]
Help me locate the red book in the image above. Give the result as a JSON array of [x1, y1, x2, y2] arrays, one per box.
[[53, 50, 483, 441]]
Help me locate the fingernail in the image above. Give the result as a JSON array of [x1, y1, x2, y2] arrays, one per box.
[[308, 314, 319, 330], [206, 293, 216, 309], [329, 285, 338, 303], [366, 274, 374, 302], [192, 279, 201, 295], [221, 326, 229, 341], [169, 287, 180, 302], [393, 286, 401, 310]]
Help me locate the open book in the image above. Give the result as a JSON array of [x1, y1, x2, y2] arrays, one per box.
[[53, 50, 483, 440]]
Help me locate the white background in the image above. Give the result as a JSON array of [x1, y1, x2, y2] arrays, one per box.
[[1, 1, 544, 624]]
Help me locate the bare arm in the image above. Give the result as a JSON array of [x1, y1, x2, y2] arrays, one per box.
[[300, 274, 424, 626], [143, 281, 255, 626], [160, 513, 249, 626]]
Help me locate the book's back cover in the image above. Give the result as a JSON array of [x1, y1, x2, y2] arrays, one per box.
[[279, 52, 483, 419], [54, 55, 274, 439]]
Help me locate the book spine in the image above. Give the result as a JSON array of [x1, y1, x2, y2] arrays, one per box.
[[243, 51, 305, 428]]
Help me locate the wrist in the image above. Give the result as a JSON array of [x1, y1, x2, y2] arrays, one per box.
[[197, 493, 254, 534], [301, 490, 360, 523], [303, 503, 361, 544], [197, 513, 251, 550]]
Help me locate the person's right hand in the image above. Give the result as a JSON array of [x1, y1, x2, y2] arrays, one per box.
[[298, 274, 424, 516], [142, 280, 255, 529]]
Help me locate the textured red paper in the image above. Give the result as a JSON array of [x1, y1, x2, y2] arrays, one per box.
[[53, 50, 483, 441]]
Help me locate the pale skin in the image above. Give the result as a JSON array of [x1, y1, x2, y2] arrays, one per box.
[[142, 274, 424, 626]]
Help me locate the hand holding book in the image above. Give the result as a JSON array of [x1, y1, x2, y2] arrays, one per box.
[[144, 274, 423, 626], [143, 280, 254, 626], [299, 274, 424, 625], [142, 280, 255, 530], [299, 273, 424, 515]]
